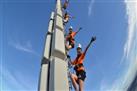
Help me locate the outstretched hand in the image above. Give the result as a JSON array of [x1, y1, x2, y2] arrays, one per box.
[[83, 36, 96, 54], [71, 16, 75, 19], [79, 27, 82, 30], [76, 27, 82, 34], [91, 36, 96, 43]]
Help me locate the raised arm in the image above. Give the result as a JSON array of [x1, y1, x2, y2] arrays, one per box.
[[71, 58, 77, 65], [83, 36, 96, 55], [66, 0, 69, 3], [69, 15, 75, 19], [76, 27, 82, 34], [72, 27, 82, 37]]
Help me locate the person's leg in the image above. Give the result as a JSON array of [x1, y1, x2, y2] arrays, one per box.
[[68, 45, 72, 50], [70, 73, 79, 91], [63, 19, 67, 23], [77, 71, 86, 91], [63, 19, 68, 25], [63, 3, 67, 10], [65, 44, 72, 50], [78, 79, 84, 91]]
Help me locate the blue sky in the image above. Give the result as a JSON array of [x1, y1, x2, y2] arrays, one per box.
[[0, 0, 137, 91]]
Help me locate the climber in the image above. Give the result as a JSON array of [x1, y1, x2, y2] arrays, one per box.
[[65, 26, 82, 51], [63, 11, 74, 25], [62, 0, 69, 10], [70, 36, 96, 91]]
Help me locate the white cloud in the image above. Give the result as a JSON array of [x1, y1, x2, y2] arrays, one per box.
[[108, 0, 137, 91], [10, 40, 33, 53], [100, 79, 110, 91], [0, 67, 37, 91], [99, 1, 137, 91], [122, 0, 137, 89], [88, 0, 95, 16], [8, 39, 39, 56], [1, 67, 27, 90], [123, 0, 137, 59], [100, 74, 125, 91]]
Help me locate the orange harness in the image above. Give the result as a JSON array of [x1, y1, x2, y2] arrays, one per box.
[[64, 15, 69, 19], [72, 53, 85, 72], [63, 2, 68, 9], [66, 31, 77, 45]]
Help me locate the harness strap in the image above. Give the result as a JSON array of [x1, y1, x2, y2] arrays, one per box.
[[74, 63, 84, 71]]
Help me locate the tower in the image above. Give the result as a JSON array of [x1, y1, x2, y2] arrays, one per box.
[[38, 0, 69, 91]]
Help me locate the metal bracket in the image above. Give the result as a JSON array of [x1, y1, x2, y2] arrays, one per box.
[[50, 18, 54, 21], [41, 57, 49, 65], [47, 31, 52, 35]]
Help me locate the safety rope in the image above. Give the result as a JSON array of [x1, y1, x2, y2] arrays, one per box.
[[65, 55, 73, 91]]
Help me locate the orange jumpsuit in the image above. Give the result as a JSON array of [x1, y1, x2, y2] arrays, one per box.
[[72, 43, 90, 72], [66, 31, 77, 48]]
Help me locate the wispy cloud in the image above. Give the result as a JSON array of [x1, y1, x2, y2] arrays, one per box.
[[8, 39, 39, 56], [107, 1, 137, 91], [100, 79, 110, 91], [0, 67, 36, 91], [88, 0, 95, 16], [99, 1, 137, 91], [100, 74, 124, 91], [0, 67, 32, 90], [121, 0, 137, 89], [123, 0, 137, 59]]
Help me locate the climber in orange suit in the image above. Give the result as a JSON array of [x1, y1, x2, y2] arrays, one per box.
[[63, 11, 74, 25], [65, 26, 82, 51], [70, 36, 96, 91], [62, 0, 69, 10]]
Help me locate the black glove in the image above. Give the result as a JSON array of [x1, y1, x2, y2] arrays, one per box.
[[79, 27, 82, 30], [91, 36, 96, 42]]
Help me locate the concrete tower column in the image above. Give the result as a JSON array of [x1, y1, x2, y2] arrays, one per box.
[[38, 12, 54, 91], [49, 0, 69, 90]]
